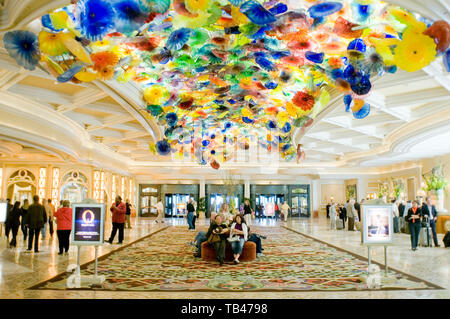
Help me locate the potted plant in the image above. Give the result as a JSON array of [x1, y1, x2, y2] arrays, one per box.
[[197, 197, 206, 219], [422, 164, 448, 212], [377, 182, 388, 202]]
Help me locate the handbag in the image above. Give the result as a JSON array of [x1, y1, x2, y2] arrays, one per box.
[[207, 233, 220, 244], [227, 236, 240, 242]]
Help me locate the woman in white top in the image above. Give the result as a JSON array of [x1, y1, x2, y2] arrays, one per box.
[[329, 202, 337, 230], [229, 214, 248, 264]]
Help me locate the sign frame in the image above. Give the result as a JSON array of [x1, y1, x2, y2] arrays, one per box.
[[0, 201, 7, 223], [361, 204, 394, 246], [71, 203, 105, 246]]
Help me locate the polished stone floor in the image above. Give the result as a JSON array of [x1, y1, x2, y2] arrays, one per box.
[[0, 216, 448, 299]]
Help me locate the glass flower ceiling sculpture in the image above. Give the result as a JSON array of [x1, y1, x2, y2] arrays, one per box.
[[3, 0, 449, 169]]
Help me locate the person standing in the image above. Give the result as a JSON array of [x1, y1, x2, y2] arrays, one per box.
[[421, 197, 440, 247], [40, 199, 48, 241], [281, 201, 290, 222], [20, 199, 29, 242], [107, 196, 126, 244], [53, 200, 72, 255], [243, 199, 253, 226], [5, 201, 21, 247], [23, 195, 46, 253], [186, 198, 196, 231], [347, 199, 357, 231], [44, 199, 55, 238], [125, 199, 132, 229], [354, 200, 361, 222], [339, 204, 347, 229], [392, 199, 400, 233], [229, 214, 248, 264], [399, 200, 406, 217], [406, 200, 422, 251], [329, 202, 337, 230], [326, 202, 331, 219]]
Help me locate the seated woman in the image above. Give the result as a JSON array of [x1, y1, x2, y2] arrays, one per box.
[[205, 214, 229, 266], [229, 214, 248, 264]]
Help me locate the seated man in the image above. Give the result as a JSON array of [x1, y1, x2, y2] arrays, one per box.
[[247, 226, 266, 257], [191, 212, 217, 257]]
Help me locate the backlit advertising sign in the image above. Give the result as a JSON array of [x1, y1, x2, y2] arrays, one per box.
[[71, 204, 105, 245]]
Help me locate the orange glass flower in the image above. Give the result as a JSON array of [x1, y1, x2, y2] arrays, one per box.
[[328, 56, 344, 68], [91, 51, 119, 71], [333, 16, 363, 39], [98, 66, 115, 80], [292, 91, 315, 111]]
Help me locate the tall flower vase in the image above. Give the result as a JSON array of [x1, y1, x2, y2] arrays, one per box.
[[436, 189, 446, 213]]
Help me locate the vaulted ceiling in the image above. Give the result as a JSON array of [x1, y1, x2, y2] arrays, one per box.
[[0, 0, 448, 181]]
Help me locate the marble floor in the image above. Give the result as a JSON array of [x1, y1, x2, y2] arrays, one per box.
[[0, 216, 448, 299]]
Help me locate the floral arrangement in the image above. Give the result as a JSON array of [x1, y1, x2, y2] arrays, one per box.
[[423, 164, 448, 191], [3, 0, 449, 169]]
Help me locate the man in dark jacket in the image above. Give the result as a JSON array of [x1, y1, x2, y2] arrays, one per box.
[[421, 197, 440, 247], [23, 195, 46, 252], [354, 200, 361, 221]]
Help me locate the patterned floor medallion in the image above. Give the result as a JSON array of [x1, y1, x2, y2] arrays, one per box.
[[29, 226, 442, 292]]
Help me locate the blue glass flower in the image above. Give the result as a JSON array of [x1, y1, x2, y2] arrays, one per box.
[[305, 51, 324, 64], [156, 140, 171, 156], [353, 103, 370, 119], [267, 120, 277, 130], [343, 64, 362, 85], [3, 30, 40, 71], [265, 81, 278, 89], [202, 140, 210, 147], [443, 49, 450, 72], [57, 65, 83, 83], [312, 17, 325, 28], [251, 25, 272, 40], [140, 0, 170, 13], [384, 65, 397, 74], [240, 0, 276, 25], [331, 68, 344, 80], [242, 116, 254, 124], [281, 144, 291, 152], [308, 2, 343, 19], [211, 134, 216, 139], [224, 26, 241, 34], [343, 95, 352, 112], [351, 3, 374, 22], [224, 122, 232, 130], [271, 51, 290, 59], [347, 39, 366, 53], [281, 122, 292, 134], [269, 3, 288, 15], [255, 56, 277, 71], [167, 28, 191, 51], [211, 150, 216, 155], [351, 75, 371, 96], [165, 112, 178, 127], [76, 0, 115, 41], [112, 0, 149, 34]]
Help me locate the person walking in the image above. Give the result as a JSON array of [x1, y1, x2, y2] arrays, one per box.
[[186, 198, 196, 231], [44, 199, 55, 238], [154, 200, 164, 223], [107, 196, 126, 244], [347, 199, 357, 231], [243, 199, 253, 226], [20, 199, 29, 242], [281, 201, 290, 222], [392, 199, 400, 233], [406, 200, 422, 251], [40, 199, 48, 241], [125, 199, 132, 229], [421, 197, 440, 247], [53, 200, 72, 255], [229, 214, 248, 264], [23, 195, 46, 253], [329, 202, 337, 230], [5, 201, 21, 248]]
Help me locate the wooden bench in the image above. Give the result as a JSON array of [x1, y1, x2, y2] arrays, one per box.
[[201, 241, 257, 262]]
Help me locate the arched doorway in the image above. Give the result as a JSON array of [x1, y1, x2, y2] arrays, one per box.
[[60, 170, 88, 204], [6, 169, 36, 203]]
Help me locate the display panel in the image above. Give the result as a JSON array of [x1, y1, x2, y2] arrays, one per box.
[[362, 205, 393, 245], [71, 204, 105, 245], [0, 202, 7, 223]]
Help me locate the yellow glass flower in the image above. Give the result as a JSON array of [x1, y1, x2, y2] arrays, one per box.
[[50, 11, 70, 30], [39, 31, 67, 56], [74, 69, 99, 82], [394, 32, 437, 72], [144, 86, 169, 105], [185, 0, 211, 13]]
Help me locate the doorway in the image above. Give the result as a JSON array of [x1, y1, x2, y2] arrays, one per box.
[[165, 193, 190, 217], [255, 194, 285, 218]]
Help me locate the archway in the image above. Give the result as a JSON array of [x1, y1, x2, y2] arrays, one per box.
[[6, 169, 36, 203], [59, 170, 88, 204]]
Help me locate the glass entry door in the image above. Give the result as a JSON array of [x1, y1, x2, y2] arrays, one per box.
[[291, 194, 309, 217], [165, 194, 190, 217], [255, 194, 285, 218], [210, 193, 239, 212], [141, 195, 158, 217]]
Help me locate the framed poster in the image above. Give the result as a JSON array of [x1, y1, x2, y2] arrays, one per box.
[[362, 205, 393, 245], [0, 202, 7, 223], [71, 204, 105, 245]]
